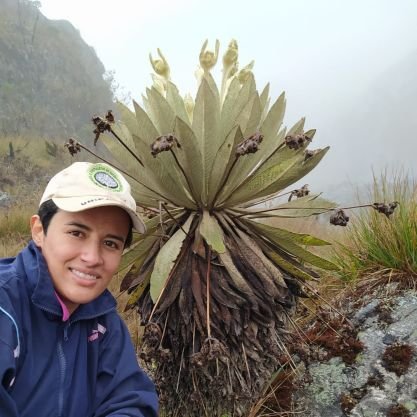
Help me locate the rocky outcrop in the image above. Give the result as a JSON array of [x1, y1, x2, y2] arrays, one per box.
[[295, 289, 417, 417]]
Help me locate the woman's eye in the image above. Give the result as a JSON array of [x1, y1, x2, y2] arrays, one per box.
[[104, 240, 120, 250], [69, 230, 83, 237]]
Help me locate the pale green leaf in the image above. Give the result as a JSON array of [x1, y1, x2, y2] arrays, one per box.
[[207, 125, 242, 205], [192, 77, 220, 204], [166, 82, 190, 125], [145, 87, 176, 134], [251, 147, 330, 201], [246, 220, 337, 270], [246, 219, 331, 247], [261, 92, 286, 142], [118, 234, 159, 272], [225, 147, 305, 207], [150, 214, 194, 302], [173, 116, 204, 203], [287, 117, 305, 136], [199, 210, 226, 253], [263, 248, 318, 281], [248, 195, 337, 219]]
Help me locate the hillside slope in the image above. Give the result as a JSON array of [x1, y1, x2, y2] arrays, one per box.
[[0, 0, 113, 138]]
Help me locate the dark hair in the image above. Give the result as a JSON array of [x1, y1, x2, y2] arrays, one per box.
[[38, 200, 133, 248]]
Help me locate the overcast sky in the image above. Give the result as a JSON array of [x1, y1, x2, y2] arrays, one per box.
[[39, 0, 417, 196]]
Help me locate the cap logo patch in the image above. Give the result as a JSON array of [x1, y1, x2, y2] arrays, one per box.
[[88, 164, 123, 192]]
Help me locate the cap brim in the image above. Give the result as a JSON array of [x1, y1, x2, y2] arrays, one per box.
[[52, 196, 146, 234]]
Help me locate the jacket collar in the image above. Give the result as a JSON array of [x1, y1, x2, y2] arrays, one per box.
[[17, 241, 116, 321]]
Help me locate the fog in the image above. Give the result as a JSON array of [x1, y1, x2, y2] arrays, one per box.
[[40, 0, 417, 200]]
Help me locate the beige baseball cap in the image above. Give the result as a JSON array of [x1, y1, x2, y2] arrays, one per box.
[[40, 162, 146, 233]]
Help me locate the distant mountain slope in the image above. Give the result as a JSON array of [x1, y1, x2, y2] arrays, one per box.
[[0, 0, 113, 138]]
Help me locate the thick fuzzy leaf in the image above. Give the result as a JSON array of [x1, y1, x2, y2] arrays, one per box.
[[227, 147, 329, 206], [259, 83, 270, 116], [262, 228, 337, 270], [263, 248, 317, 281], [216, 129, 287, 206], [173, 117, 203, 203], [118, 234, 159, 273], [207, 125, 242, 205], [199, 210, 226, 253], [146, 87, 176, 134], [215, 93, 284, 204], [237, 92, 261, 137], [251, 147, 330, 201], [150, 214, 194, 302], [166, 82, 190, 125], [133, 100, 159, 145], [116, 101, 140, 137], [124, 270, 151, 310], [245, 219, 331, 247], [224, 147, 305, 207], [287, 117, 305, 136], [261, 92, 286, 142], [247, 195, 337, 218], [192, 78, 220, 205], [220, 74, 256, 141]]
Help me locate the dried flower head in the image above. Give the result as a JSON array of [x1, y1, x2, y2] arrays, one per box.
[[105, 110, 115, 123], [236, 132, 264, 156], [288, 184, 310, 201], [151, 134, 180, 157], [285, 133, 312, 150], [92, 116, 111, 145], [64, 138, 81, 156], [330, 209, 350, 226], [372, 202, 399, 218], [304, 149, 321, 161]]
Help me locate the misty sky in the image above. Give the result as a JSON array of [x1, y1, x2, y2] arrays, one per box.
[[39, 0, 417, 196]]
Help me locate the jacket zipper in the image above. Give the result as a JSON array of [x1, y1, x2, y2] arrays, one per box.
[[57, 340, 67, 417]]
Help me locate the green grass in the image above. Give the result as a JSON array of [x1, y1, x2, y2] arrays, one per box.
[[334, 171, 417, 282]]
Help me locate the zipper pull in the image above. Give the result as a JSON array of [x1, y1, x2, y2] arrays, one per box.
[[63, 325, 69, 341]]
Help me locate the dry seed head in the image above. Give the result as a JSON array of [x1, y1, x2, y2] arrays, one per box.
[[330, 209, 350, 226], [372, 202, 399, 217], [235, 132, 263, 156], [288, 184, 310, 201], [285, 133, 312, 150], [304, 149, 321, 161], [92, 115, 111, 145], [105, 110, 115, 123], [64, 137, 81, 156], [150, 134, 180, 157]]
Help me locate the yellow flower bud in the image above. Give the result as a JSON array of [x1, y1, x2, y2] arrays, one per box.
[[149, 48, 170, 80], [223, 39, 238, 68], [237, 60, 255, 84], [228, 61, 238, 78], [151, 74, 166, 96], [184, 93, 194, 121], [199, 39, 220, 72]]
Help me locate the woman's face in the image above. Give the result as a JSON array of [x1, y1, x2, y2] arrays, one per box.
[[31, 206, 130, 313]]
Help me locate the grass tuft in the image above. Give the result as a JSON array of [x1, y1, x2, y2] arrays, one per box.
[[334, 170, 417, 283]]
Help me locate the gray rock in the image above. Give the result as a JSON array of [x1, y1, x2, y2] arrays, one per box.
[[296, 290, 417, 416]]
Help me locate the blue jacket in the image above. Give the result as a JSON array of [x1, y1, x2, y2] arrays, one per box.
[[0, 241, 158, 417]]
